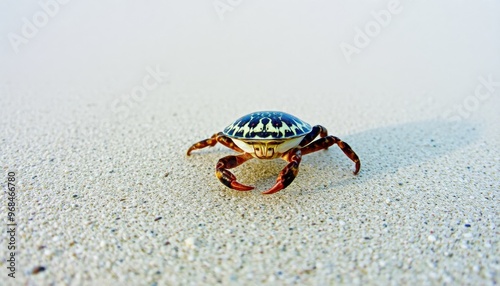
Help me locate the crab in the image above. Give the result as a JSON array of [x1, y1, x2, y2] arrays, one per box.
[[187, 111, 360, 194]]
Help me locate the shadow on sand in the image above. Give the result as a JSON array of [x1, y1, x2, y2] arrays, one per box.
[[302, 119, 480, 189]]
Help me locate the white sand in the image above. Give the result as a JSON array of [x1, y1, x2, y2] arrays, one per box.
[[1, 1, 499, 285]]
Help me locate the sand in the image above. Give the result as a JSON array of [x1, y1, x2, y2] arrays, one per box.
[[1, 1, 499, 285]]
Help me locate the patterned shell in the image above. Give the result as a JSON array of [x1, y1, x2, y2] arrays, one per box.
[[222, 111, 312, 139]]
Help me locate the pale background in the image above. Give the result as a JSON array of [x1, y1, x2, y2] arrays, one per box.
[[1, 1, 499, 285]]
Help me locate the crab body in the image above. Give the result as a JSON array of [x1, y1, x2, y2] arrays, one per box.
[[223, 111, 311, 159], [187, 111, 360, 194]]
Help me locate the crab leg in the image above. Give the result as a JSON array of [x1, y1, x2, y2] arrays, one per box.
[[299, 125, 328, 147], [187, 132, 244, 155], [301, 136, 361, 175], [262, 148, 302, 194], [216, 153, 255, 191]]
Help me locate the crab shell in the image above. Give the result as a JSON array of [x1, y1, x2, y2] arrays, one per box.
[[222, 111, 312, 159]]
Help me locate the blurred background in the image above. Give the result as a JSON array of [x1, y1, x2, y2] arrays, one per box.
[[1, 1, 499, 149], [1, 1, 499, 101]]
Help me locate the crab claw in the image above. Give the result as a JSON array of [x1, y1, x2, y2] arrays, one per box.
[[215, 153, 255, 191], [262, 181, 285, 195], [216, 168, 254, 191], [262, 149, 302, 195], [230, 181, 255, 191]]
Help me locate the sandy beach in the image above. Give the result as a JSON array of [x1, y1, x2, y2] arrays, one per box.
[[1, 1, 499, 285]]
